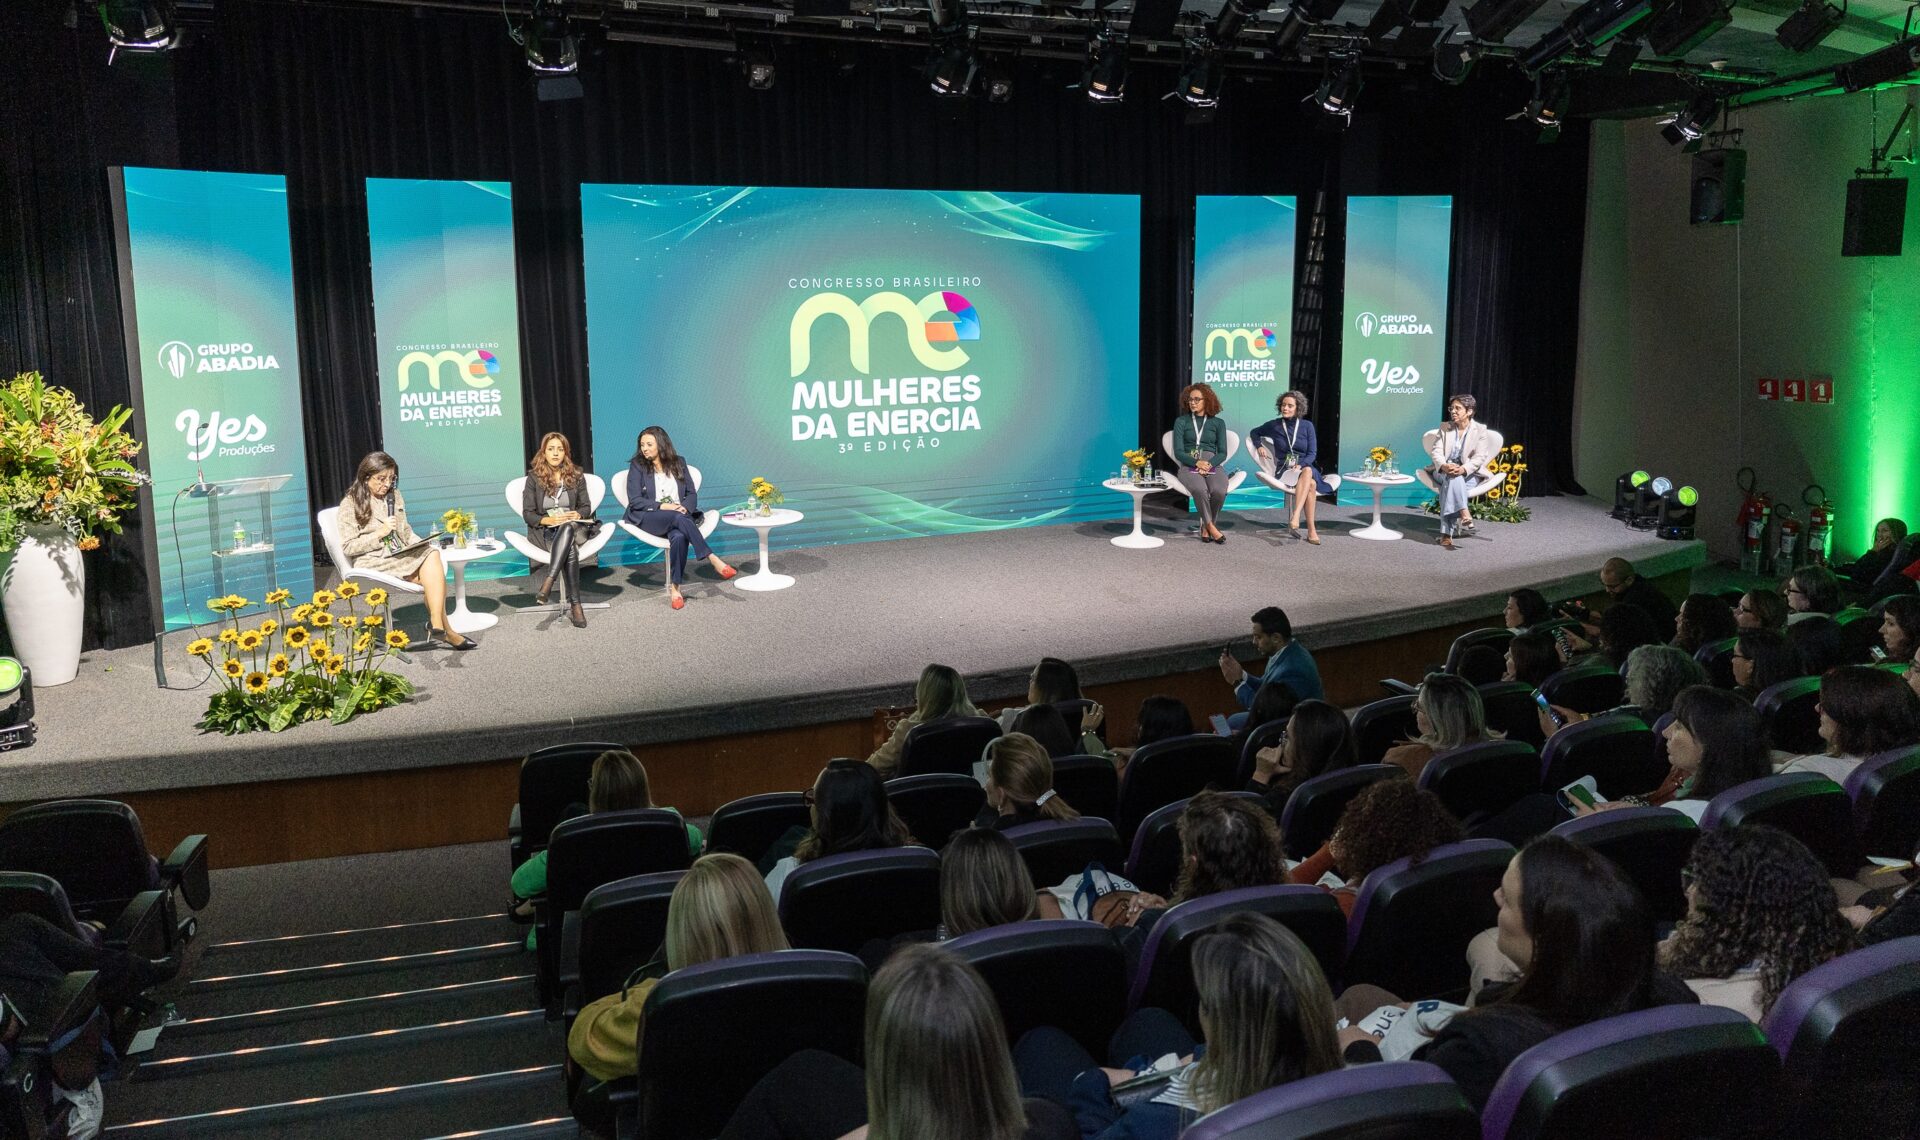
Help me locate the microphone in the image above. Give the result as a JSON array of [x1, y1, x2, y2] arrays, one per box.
[[189, 462, 209, 497]]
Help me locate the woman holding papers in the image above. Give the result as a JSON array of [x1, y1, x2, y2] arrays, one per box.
[[335, 451, 476, 650]]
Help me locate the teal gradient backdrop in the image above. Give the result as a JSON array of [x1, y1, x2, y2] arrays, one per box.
[[1338, 196, 1453, 505], [580, 185, 1141, 564], [1191, 196, 1297, 506], [118, 167, 315, 631], [366, 179, 527, 580]]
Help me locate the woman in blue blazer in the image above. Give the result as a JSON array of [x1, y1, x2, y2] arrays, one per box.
[[623, 426, 734, 609], [1249, 390, 1335, 546]]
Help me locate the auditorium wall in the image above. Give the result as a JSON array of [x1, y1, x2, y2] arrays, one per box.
[[1574, 93, 1920, 563]]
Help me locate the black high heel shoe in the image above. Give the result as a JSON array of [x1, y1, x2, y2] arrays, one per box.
[[430, 627, 480, 651]]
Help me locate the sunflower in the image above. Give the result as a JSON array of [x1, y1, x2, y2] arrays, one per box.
[[324, 657, 346, 677], [366, 588, 389, 608], [355, 632, 374, 654], [1510, 444, 1524, 453], [226, 594, 250, 611], [284, 626, 310, 648], [218, 628, 239, 644], [259, 619, 279, 636], [186, 638, 214, 658], [268, 653, 292, 677], [311, 611, 334, 628], [1487, 488, 1504, 500], [207, 597, 234, 614], [363, 614, 384, 628], [291, 604, 313, 623], [265, 588, 293, 605], [339, 614, 358, 629], [244, 671, 270, 694], [238, 630, 264, 652], [311, 589, 336, 608], [222, 657, 244, 678], [337, 582, 360, 599], [385, 630, 411, 650]]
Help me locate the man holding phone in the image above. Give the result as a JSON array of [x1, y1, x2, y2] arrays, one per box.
[[1219, 606, 1324, 727]]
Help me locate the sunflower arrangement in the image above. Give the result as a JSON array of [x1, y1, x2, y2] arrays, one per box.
[[442, 507, 476, 549], [747, 477, 785, 510], [1423, 443, 1532, 523], [1121, 448, 1152, 482], [187, 584, 413, 734]]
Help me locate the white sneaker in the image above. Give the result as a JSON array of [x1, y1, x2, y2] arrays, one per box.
[[55, 1079, 104, 1140]]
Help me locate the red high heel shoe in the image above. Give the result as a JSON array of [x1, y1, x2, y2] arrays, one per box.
[[717, 564, 737, 580], [671, 592, 686, 610]]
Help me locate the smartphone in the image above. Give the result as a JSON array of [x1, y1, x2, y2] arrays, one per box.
[[1560, 783, 1598, 811], [1553, 628, 1575, 657], [1871, 645, 1889, 662], [1209, 714, 1232, 736], [1534, 691, 1567, 728]]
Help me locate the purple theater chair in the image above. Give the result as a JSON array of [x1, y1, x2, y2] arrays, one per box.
[[1694, 636, 1738, 690], [0, 799, 206, 956], [1050, 753, 1120, 825], [509, 741, 619, 872], [1537, 713, 1662, 800], [1114, 734, 1239, 844], [885, 773, 985, 850], [1002, 819, 1124, 887], [1537, 664, 1625, 715], [1351, 695, 1420, 767], [1755, 675, 1823, 755], [1480, 1004, 1779, 1140], [1128, 885, 1346, 1034], [897, 715, 1001, 777], [1479, 682, 1546, 749], [1762, 936, 1920, 1140], [1845, 744, 1920, 859], [1549, 806, 1698, 923], [1343, 839, 1513, 999], [1123, 792, 1262, 898], [537, 808, 694, 1011], [945, 920, 1127, 1056], [1700, 771, 1861, 878], [779, 846, 941, 953], [1419, 740, 1541, 823], [1234, 716, 1291, 788], [705, 792, 811, 866], [1181, 1061, 1477, 1140], [1278, 765, 1403, 860], [561, 869, 684, 1030]]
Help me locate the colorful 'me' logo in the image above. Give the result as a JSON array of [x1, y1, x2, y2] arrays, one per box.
[[397, 348, 501, 391], [790, 291, 980, 377], [1203, 328, 1275, 359]]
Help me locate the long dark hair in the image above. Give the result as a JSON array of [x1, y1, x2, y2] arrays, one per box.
[[1009, 703, 1078, 759], [1786, 617, 1850, 677], [1674, 593, 1738, 654], [1134, 696, 1195, 747], [796, 760, 913, 863], [1029, 658, 1082, 705], [1668, 685, 1772, 802], [346, 451, 399, 527], [1819, 666, 1920, 758], [1507, 631, 1561, 688], [632, 425, 686, 478], [530, 431, 583, 491], [1508, 589, 1551, 629], [1272, 699, 1357, 798], [1734, 629, 1803, 695]]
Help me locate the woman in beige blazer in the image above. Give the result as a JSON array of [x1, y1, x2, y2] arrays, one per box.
[[1429, 394, 1497, 550], [336, 451, 476, 650]]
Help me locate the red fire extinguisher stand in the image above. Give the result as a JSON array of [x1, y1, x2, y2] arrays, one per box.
[[1736, 468, 1770, 575]]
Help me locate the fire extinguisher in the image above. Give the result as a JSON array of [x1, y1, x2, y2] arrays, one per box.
[[1772, 505, 1802, 575], [1804, 485, 1834, 567], [1735, 468, 1770, 574]]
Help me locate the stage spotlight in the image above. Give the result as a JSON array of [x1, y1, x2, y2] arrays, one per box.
[[98, 0, 179, 55], [1462, 0, 1549, 44], [1657, 484, 1699, 540], [743, 47, 776, 90], [1082, 29, 1129, 103], [1307, 55, 1364, 125], [0, 657, 34, 752], [1515, 70, 1570, 141], [1834, 37, 1920, 93], [926, 0, 978, 98], [1631, 474, 1673, 529], [1208, 0, 1277, 48], [1611, 469, 1651, 520], [1659, 89, 1720, 145], [1176, 39, 1224, 108], [1643, 0, 1731, 59], [1774, 0, 1843, 52], [1516, 0, 1652, 75], [1432, 37, 1479, 84], [1270, 0, 1346, 56], [984, 67, 1014, 104], [522, 0, 579, 75]]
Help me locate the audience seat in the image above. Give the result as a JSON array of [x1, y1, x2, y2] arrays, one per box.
[[1234, 717, 1291, 788], [1761, 935, 1920, 1140], [1123, 792, 1263, 897], [509, 741, 618, 872], [1478, 681, 1546, 749], [1846, 744, 1920, 859], [0, 799, 206, 953], [897, 715, 1001, 777], [1003, 819, 1124, 887], [1278, 765, 1403, 860], [705, 792, 811, 866], [0, 970, 99, 1139], [1053, 698, 1105, 744], [1538, 664, 1627, 715], [1180, 1061, 1478, 1140], [1479, 1004, 1780, 1140], [1446, 627, 1515, 675], [946, 920, 1128, 1057], [1835, 609, 1882, 665], [1755, 676, 1824, 755], [1050, 753, 1120, 825], [561, 870, 683, 1029], [779, 847, 942, 953], [1114, 734, 1238, 843], [1694, 636, 1738, 690], [0, 871, 166, 962], [1418, 740, 1540, 823], [1128, 886, 1347, 1034], [1351, 695, 1419, 767], [885, 774, 985, 850], [1700, 772, 1862, 878], [618, 950, 868, 1140], [1550, 806, 1698, 923], [1343, 839, 1513, 999], [537, 809, 695, 1009], [1538, 714, 1663, 800]]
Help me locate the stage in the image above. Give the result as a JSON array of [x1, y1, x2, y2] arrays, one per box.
[[2, 493, 1705, 809]]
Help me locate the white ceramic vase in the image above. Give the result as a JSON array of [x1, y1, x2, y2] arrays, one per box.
[[0, 524, 85, 686]]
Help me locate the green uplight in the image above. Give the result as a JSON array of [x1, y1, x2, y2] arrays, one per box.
[[1677, 486, 1699, 507], [1630, 470, 1651, 487]]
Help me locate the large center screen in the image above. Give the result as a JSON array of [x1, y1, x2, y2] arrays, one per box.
[[581, 186, 1141, 561]]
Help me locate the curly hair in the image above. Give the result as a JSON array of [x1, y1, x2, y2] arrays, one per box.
[[1179, 383, 1223, 417], [1330, 779, 1463, 884], [1172, 791, 1285, 904], [1659, 826, 1854, 1015]]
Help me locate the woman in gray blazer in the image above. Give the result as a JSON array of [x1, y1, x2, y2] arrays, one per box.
[[1429, 394, 1497, 550]]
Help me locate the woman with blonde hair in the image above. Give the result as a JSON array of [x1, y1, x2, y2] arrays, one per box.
[[866, 664, 983, 779], [1382, 673, 1499, 780], [975, 733, 1081, 831], [521, 431, 602, 628], [719, 944, 1076, 1140]]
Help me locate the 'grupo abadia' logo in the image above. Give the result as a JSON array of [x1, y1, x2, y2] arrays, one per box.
[[790, 291, 979, 377], [1354, 312, 1433, 338], [156, 341, 282, 379]]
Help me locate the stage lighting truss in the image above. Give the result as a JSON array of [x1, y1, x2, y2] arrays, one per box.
[[1659, 88, 1721, 145], [1082, 27, 1129, 103], [926, 0, 979, 98], [1517, 0, 1653, 75], [521, 0, 580, 75], [0, 657, 34, 753], [1643, 0, 1732, 60], [1511, 70, 1570, 141], [98, 0, 179, 56], [1432, 35, 1480, 84], [1306, 53, 1364, 124], [1270, 0, 1347, 57]]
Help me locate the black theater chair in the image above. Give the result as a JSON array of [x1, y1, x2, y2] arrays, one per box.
[[1380, 628, 1515, 696], [1755, 676, 1824, 755], [1694, 636, 1738, 690], [561, 870, 684, 1031], [1537, 713, 1663, 800], [1551, 807, 1698, 923], [0, 799, 207, 954], [1478, 681, 1546, 749], [1847, 744, 1920, 858], [1002, 819, 1124, 887], [897, 715, 1001, 777], [509, 740, 618, 873], [536, 809, 694, 1010], [1123, 792, 1263, 897], [1701, 772, 1861, 878], [1343, 839, 1514, 999], [779, 847, 942, 953], [1050, 754, 1120, 824], [0, 970, 100, 1140], [614, 950, 869, 1140], [1762, 935, 1920, 1140], [1351, 695, 1420, 766], [1179, 1062, 1478, 1140], [0, 871, 168, 966], [1538, 663, 1627, 715], [1418, 740, 1540, 824], [705, 792, 811, 866], [946, 920, 1128, 1056], [1114, 734, 1238, 843], [1836, 608, 1882, 664], [1278, 765, 1403, 860], [886, 773, 985, 849], [1233, 716, 1291, 788], [1128, 885, 1347, 1034], [1054, 698, 1106, 744]]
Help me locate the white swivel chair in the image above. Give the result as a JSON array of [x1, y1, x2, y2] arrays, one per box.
[[1247, 439, 1343, 498], [317, 505, 421, 659], [1159, 430, 1248, 519], [608, 467, 722, 585], [503, 475, 614, 615], [1414, 428, 1506, 499]]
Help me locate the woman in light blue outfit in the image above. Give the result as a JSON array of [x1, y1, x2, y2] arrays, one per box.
[[1429, 394, 1497, 550], [1171, 383, 1231, 544]]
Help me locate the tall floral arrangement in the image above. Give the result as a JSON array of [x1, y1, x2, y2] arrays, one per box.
[[189, 584, 414, 733], [0, 372, 147, 552]]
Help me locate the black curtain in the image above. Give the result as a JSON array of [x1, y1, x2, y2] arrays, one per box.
[[1, 1, 1588, 651]]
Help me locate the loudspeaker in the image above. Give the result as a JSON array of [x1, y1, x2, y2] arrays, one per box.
[[1690, 148, 1746, 225], [1842, 178, 1908, 257]]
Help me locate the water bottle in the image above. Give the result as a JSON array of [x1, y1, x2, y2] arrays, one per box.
[[232, 521, 247, 549]]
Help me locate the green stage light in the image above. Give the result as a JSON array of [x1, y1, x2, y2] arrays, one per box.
[[1658, 484, 1699, 540], [1611, 469, 1652, 520], [0, 656, 33, 752]]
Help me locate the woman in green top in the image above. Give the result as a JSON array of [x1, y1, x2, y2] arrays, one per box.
[[1173, 383, 1231, 543], [509, 748, 703, 946]]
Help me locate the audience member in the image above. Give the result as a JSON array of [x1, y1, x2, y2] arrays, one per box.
[[1454, 644, 1507, 687], [1287, 778, 1462, 916], [1561, 602, 1664, 671], [1110, 696, 1195, 770], [868, 664, 983, 779], [1580, 557, 1679, 629], [1784, 565, 1844, 620], [859, 827, 1043, 969], [1838, 517, 1910, 589], [1778, 666, 1920, 784], [1341, 836, 1699, 1112], [1383, 673, 1498, 780], [1785, 615, 1852, 676], [1660, 827, 1854, 1022], [1013, 914, 1341, 1139], [1120, 792, 1287, 940], [1731, 629, 1803, 700], [720, 944, 1075, 1140], [1008, 703, 1086, 760], [1503, 630, 1561, 688], [1218, 606, 1324, 728], [1734, 588, 1790, 633], [1909, 642, 1920, 701], [1224, 681, 1301, 767], [998, 657, 1103, 741], [1672, 593, 1738, 655], [1880, 596, 1920, 662], [975, 733, 1080, 832], [1504, 588, 1552, 631], [1247, 699, 1358, 806], [1849, 853, 1920, 946], [1537, 644, 1706, 740], [764, 760, 915, 901]]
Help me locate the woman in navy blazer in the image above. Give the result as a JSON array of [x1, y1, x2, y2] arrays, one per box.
[[1249, 389, 1335, 545], [623, 425, 734, 609]]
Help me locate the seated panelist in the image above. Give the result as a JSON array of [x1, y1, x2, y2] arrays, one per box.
[[522, 431, 601, 629], [622, 425, 734, 610], [1429, 393, 1497, 550], [1250, 388, 1335, 546], [335, 451, 475, 650]]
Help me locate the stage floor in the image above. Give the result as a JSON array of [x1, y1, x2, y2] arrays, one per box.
[[3, 495, 1704, 801]]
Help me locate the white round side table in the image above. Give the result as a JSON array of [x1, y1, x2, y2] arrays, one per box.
[[721, 508, 804, 591], [1341, 473, 1418, 541], [1102, 477, 1167, 549]]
